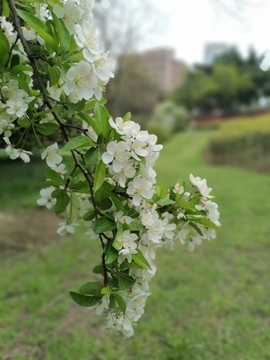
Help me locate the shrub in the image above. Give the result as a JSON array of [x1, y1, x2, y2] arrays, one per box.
[[208, 114, 270, 172], [150, 101, 190, 133]]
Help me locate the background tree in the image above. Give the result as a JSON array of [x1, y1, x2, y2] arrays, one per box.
[[106, 55, 161, 126], [93, 0, 162, 60], [93, 0, 163, 126], [172, 47, 269, 116]]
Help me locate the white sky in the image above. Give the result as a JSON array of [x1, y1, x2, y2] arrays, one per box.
[[145, 0, 270, 65]]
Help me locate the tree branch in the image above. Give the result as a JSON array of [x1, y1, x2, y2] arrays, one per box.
[[8, 0, 109, 286]]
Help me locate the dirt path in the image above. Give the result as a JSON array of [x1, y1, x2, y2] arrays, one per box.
[[0, 209, 62, 256]]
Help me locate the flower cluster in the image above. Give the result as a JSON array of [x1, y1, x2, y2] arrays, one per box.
[[54, 0, 114, 102], [0, 0, 220, 338], [0, 0, 113, 161]]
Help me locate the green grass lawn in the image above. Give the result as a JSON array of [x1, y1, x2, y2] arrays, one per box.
[[1, 130, 270, 359]]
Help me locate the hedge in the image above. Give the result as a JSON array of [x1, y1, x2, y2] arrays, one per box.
[[207, 114, 270, 172]]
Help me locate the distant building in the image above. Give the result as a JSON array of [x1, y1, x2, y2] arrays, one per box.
[[204, 43, 230, 66], [119, 48, 187, 93]]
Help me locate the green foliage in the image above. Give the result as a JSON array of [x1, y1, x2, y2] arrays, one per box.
[[69, 291, 102, 307], [17, 9, 59, 53], [172, 47, 268, 116], [79, 281, 103, 295], [92, 215, 116, 234], [62, 136, 95, 151], [53, 189, 70, 214], [0, 31, 10, 68], [150, 101, 190, 133], [132, 249, 152, 270]]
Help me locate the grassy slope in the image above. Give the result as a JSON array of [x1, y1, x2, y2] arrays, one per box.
[[1, 131, 270, 359]]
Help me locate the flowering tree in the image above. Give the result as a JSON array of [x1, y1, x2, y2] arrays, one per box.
[[0, 0, 220, 337]]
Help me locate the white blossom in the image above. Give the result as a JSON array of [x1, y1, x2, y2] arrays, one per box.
[[41, 143, 63, 167], [53, 2, 83, 34], [57, 221, 79, 235], [190, 173, 213, 198], [0, 120, 15, 137], [6, 97, 28, 117], [37, 187, 56, 209], [4, 137, 32, 163], [173, 183, 184, 195], [102, 140, 130, 173], [62, 60, 98, 102], [127, 177, 154, 206], [117, 230, 138, 263], [74, 22, 101, 60], [22, 25, 45, 45]]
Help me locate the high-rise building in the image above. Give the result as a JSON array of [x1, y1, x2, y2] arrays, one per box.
[[119, 48, 187, 93]]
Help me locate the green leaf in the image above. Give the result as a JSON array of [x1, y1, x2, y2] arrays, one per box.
[[47, 0, 62, 7], [85, 147, 98, 167], [0, 31, 10, 68], [112, 293, 126, 311], [101, 286, 113, 294], [78, 112, 99, 135], [83, 210, 95, 221], [46, 169, 64, 186], [17, 118, 30, 128], [51, 13, 71, 52], [69, 180, 89, 193], [79, 281, 102, 296], [84, 99, 99, 110], [112, 225, 124, 251], [48, 66, 61, 86], [17, 9, 58, 53], [105, 243, 118, 264], [110, 194, 124, 212], [92, 216, 116, 234], [93, 161, 106, 193], [3, 0, 10, 17], [120, 260, 144, 269], [36, 123, 60, 136], [46, 170, 64, 187], [10, 64, 32, 73], [94, 102, 111, 137], [69, 291, 101, 307], [189, 222, 204, 236], [93, 265, 104, 274], [100, 198, 112, 210], [69, 192, 80, 222], [158, 183, 169, 198], [157, 198, 175, 207], [109, 294, 115, 309], [132, 249, 152, 270], [62, 135, 94, 151], [95, 181, 113, 204], [54, 190, 70, 214], [10, 54, 20, 68], [177, 198, 197, 212], [74, 100, 86, 112], [191, 218, 219, 231], [117, 271, 135, 290], [126, 208, 140, 219], [123, 112, 132, 121], [33, 109, 54, 119]]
